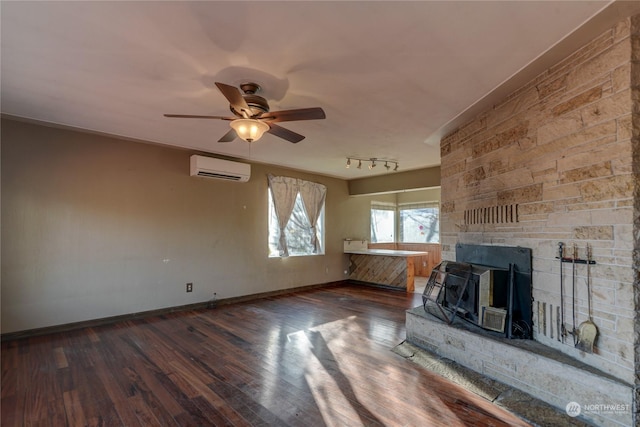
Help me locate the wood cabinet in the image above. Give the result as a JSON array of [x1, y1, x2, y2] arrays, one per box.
[[346, 249, 429, 292], [368, 243, 442, 277]]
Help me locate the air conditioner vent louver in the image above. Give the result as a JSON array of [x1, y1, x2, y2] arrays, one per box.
[[196, 171, 242, 181], [190, 155, 250, 182]]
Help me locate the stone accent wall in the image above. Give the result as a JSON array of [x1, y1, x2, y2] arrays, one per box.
[[440, 15, 637, 396], [631, 14, 640, 424]]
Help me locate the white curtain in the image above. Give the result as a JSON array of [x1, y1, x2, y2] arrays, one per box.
[[268, 174, 299, 257], [299, 180, 326, 253]]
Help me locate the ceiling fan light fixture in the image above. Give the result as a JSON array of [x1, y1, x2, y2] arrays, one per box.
[[230, 118, 269, 142], [346, 158, 351, 168]]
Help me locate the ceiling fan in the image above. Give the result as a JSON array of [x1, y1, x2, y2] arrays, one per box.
[[164, 82, 326, 143]]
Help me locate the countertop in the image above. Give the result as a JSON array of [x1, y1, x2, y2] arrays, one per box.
[[344, 249, 429, 257]]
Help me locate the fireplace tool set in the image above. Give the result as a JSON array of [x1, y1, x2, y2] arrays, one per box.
[[556, 242, 598, 353]]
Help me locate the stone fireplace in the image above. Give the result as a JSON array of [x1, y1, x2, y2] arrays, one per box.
[[422, 244, 533, 338], [407, 14, 640, 427]]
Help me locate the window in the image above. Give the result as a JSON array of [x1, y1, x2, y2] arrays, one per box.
[[370, 202, 395, 243], [371, 201, 440, 244], [399, 202, 439, 243], [268, 175, 325, 257]]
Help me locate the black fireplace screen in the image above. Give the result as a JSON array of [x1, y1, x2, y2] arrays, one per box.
[[423, 244, 532, 339]]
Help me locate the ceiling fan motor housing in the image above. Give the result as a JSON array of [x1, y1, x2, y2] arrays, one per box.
[[230, 82, 270, 117]]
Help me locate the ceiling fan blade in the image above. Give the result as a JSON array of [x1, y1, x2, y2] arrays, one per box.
[[218, 128, 237, 143], [267, 123, 305, 143], [215, 82, 251, 117], [164, 114, 234, 120], [260, 107, 326, 123]]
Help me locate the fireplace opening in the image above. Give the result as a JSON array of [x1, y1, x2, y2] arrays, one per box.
[[423, 244, 532, 339]]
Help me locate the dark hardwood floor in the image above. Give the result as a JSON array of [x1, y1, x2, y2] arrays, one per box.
[[1, 284, 531, 426]]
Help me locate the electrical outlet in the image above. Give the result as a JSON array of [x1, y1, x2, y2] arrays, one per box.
[[186, 282, 193, 292]]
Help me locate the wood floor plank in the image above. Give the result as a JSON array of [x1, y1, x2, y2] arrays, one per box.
[[2, 284, 531, 427], [83, 343, 144, 426], [62, 390, 87, 427], [53, 347, 68, 369]]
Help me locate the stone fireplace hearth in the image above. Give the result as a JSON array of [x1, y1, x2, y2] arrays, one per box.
[[406, 307, 632, 426]]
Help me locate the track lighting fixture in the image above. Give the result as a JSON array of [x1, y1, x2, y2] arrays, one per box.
[[345, 157, 398, 173]]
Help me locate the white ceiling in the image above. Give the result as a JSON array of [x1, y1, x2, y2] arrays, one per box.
[[2, 1, 632, 179]]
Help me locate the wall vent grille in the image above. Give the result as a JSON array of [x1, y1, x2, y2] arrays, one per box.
[[464, 204, 518, 225]]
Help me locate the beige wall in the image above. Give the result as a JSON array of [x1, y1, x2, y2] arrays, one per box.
[[348, 166, 440, 195], [398, 188, 441, 205], [440, 17, 636, 385], [1, 118, 362, 333]]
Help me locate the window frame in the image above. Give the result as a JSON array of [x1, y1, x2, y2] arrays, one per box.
[[267, 183, 325, 258], [370, 201, 440, 244], [370, 202, 396, 243], [398, 202, 440, 244]]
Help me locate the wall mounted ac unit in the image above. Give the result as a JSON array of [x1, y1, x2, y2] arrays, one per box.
[[190, 155, 250, 182]]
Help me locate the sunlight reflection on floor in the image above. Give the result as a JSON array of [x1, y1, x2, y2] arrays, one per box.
[[254, 295, 526, 427], [287, 315, 463, 426]]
